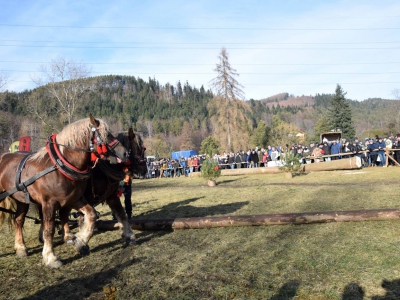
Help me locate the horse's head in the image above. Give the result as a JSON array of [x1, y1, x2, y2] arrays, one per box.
[[117, 128, 148, 178], [88, 115, 128, 164]]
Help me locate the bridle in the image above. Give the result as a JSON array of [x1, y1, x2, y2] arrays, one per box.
[[45, 125, 124, 181], [129, 135, 147, 166], [89, 126, 124, 162]]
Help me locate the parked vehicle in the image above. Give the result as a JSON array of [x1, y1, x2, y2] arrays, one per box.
[[320, 131, 342, 143]]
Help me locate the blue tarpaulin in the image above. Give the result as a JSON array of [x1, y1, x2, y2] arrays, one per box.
[[171, 150, 197, 160]]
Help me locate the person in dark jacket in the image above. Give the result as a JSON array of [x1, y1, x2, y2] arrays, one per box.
[[122, 167, 133, 219], [234, 152, 242, 168], [322, 142, 331, 162], [393, 137, 400, 164], [239, 150, 247, 168], [367, 139, 379, 166], [348, 138, 363, 162], [228, 152, 235, 169], [250, 149, 259, 168], [376, 137, 386, 166]]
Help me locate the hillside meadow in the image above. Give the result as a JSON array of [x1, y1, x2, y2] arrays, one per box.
[[1, 167, 400, 299]]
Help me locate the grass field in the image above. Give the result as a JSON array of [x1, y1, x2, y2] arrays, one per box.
[[1, 167, 400, 299]]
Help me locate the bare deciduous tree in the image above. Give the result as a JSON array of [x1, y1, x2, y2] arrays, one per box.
[[32, 57, 91, 125], [210, 47, 245, 151], [392, 88, 400, 100], [0, 72, 10, 91], [27, 91, 59, 132], [145, 120, 154, 138]]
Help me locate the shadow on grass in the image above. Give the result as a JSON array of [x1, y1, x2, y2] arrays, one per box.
[[216, 178, 242, 184], [371, 279, 400, 300], [20, 258, 139, 300], [137, 196, 249, 219], [342, 282, 365, 300], [293, 172, 309, 178], [269, 280, 300, 300]]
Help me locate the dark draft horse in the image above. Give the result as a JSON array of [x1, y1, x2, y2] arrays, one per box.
[[0, 116, 128, 268], [49, 128, 148, 246]]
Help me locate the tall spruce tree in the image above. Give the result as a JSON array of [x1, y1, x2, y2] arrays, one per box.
[[251, 120, 270, 148], [210, 47, 244, 151], [328, 84, 355, 139], [312, 115, 330, 142]]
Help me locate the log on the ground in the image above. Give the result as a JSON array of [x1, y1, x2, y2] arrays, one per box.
[[303, 156, 362, 172], [96, 208, 400, 231], [189, 166, 282, 177]]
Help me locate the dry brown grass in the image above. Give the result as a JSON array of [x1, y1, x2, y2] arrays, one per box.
[[1, 167, 400, 299]]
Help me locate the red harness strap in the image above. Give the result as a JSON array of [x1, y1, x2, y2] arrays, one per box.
[[46, 134, 91, 181]]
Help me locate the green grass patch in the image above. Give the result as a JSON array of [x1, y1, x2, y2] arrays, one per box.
[[1, 168, 400, 299]]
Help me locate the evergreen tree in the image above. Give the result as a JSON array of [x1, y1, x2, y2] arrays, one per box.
[[200, 136, 221, 156], [328, 84, 355, 139], [251, 120, 269, 148], [210, 47, 244, 151], [312, 115, 330, 142], [176, 81, 183, 101]]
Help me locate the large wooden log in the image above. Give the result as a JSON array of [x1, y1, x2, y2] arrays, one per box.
[[188, 157, 361, 177], [96, 208, 400, 231], [189, 166, 283, 177], [303, 156, 362, 172]]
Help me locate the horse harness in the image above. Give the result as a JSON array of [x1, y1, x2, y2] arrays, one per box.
[[0, 125, 118, 208]]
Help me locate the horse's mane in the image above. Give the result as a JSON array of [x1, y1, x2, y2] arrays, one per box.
[[116, 132, 131, 150], [30, 117, 109, 162], [116, 131, 143, 152], [135, 133, 143, 147]]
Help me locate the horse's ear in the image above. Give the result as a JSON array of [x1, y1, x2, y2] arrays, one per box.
[[128, 127, 135, 141], [89, 114, 100, 127]]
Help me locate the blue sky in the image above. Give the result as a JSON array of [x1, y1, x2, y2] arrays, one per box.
[[1, 0, 400, 101]]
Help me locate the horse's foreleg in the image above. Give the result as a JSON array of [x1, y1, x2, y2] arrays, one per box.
[[107, 196, 136, 245], [59, 207, 75, 244], [41, 204, 62, 268], [72, 199, 96, 255], [14, 201, 29, 257]]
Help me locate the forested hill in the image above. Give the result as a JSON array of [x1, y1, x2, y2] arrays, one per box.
[[0, 75, 399, 154], [1, 75, 213, 124]]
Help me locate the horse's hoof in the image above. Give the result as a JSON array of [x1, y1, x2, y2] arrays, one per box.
[[65, 235, 76, 245], [66, 239, 75, 245], [79, 245, 90, 256], [46, 260, 63, 268], [125, 238, 137, 246], [16, 249, 28, 257]]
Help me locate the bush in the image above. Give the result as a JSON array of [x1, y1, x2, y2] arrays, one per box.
[[201, 159, 221, 181], [278, 150, 303, 174]]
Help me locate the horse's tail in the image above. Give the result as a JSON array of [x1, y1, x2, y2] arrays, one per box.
[[0, 197, 16, 229]]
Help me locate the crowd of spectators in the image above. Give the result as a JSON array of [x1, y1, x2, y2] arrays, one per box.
[[146, 135, 400, 178]]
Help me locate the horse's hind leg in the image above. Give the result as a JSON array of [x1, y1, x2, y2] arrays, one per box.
[[107, 196, 136, 245], [14, 201, 29, 257], [41, 203, 62, 268], [39, 207, 76, 245], [72, 199, 96, 255], [59, 207, 76, 244]]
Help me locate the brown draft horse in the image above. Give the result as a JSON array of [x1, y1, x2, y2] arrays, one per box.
[[46, 128, 147, 246], [0, 116, 128, 268]]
